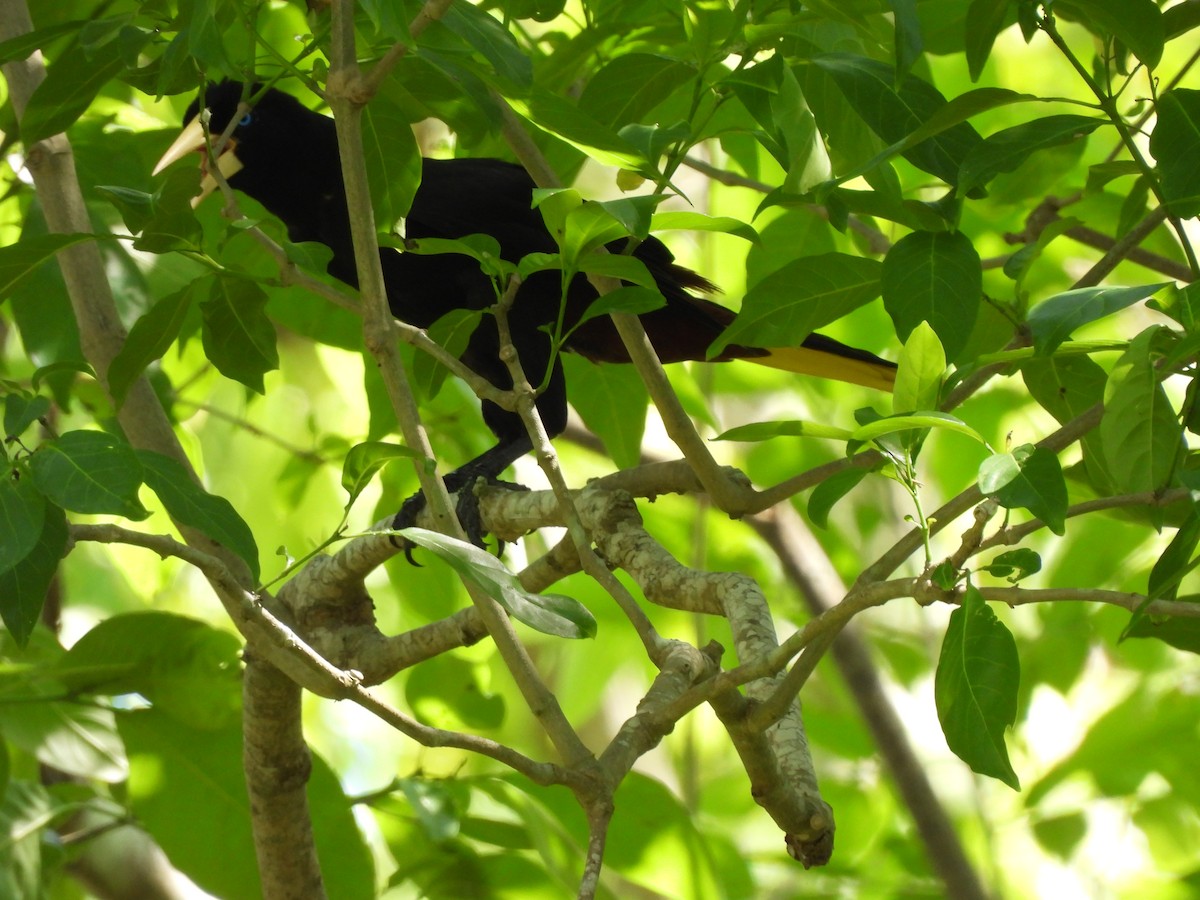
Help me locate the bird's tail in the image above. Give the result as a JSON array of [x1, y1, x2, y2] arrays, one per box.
[[750, 334, 897, 391]]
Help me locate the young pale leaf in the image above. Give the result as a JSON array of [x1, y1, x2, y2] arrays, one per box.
[[958, 115, 1105, 196], [199, 275, 279, 394], [1028, 283, 1169, 356], [30, 430, 148, 520], [341, 441, 419, 508], [108, 284, 197, 407], [882, 230, 981, 361], [935, 584, 1020, 789], [710, 254, 882, 358], [0, 473, 45, 573], [0, 502, 65, 647], [978, 444, 1068, 535], [893, 321, 945, 414], [853, 411, 987, 446], [807, 467, 871, 529], [1100, 329, 1181, 495], [715, 420, 855, 443], [1149, 89, 1200, 218], [137, 451, 260, 582], [397, 528, 597, 639], [650, 211, 758, 244]]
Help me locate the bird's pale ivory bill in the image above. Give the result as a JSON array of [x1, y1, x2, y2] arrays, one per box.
[[152, 115, 244, 207]]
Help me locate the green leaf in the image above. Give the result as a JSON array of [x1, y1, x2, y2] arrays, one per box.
[[1028, 283, 1169, 356], [199, 275, 279, 394], [97, 167, 203, 253], [441, 2, 533, 90], [807, 467, 871, 529], [853, 411, 988, 445], [0, 504, 66, 647], [882, 230, 981, 361], [1058, 0, 1164, 69], [958, 115, 1105, 196], [714, 420, 855, 442], [0, 687, 127, 783], [405, 654, 506, 730], [561, 357, 647, 470], [573, 286, 664, 329], [0, 473, 45, 574], [397, 528, 597, 639], [711, 254, 882, 357], [978, 444, 1068, 535], [1021, 355, 1113, 493], [889, 0, 923, 83], [0, 20, 85, 65], [965, 0, 1016, 80], [58, 611, 242, 729], [511, 89, 644, 170], [362, 98, 422, 231], [812, 53, 982, 189], [1147, 510, 1200, 604], [578, 53, 693, 128], [1149, 89, 1200, 219], [108, 284, 196, 407], [30, 430, 148, 519], [0, 233, 98, 304], [1125, 614, 1200, 655], [893, 321, 945, 414], [137, 451, 261, 582], [342, 441, 418, 508], [0, 781, 56, 899], [4, 393, 50, 439], [982, 548, 1042, 583], [19, 29, 145, 143], [650, 211, 759, 244], [1100, 329, 1181, 494], [934, 585, 1020, 789]]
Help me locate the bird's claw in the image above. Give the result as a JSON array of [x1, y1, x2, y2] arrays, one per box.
[[391, 475, 528, 564]]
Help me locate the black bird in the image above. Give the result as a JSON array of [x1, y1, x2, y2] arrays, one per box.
[[154, 82, 896, 543]]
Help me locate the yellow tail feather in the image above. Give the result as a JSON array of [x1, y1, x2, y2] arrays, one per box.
[[753, 346, 897, 391]]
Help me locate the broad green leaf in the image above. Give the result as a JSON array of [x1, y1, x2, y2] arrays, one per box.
[[412, 308, 482, 401], [1028, 283, 1169, 356], [715, 420, 855, 442], [19, 28, 146, 143], [1149, 89, 1200, 219], [3, 393, 50, 439], [965, 0, 1016, 80], [576, 254, 657, 291], [58, 612, 242, 729], [0, 19, 85, 65], [978, 444, 1068, 535], [1022, 355, 1113, 493], [30, 430, 148, 519], [958, 116, 1105, 196], [0, 473, 45, 574], [397, 528, 597, 639], [108, 284, 197, 407], [342, 441, 418, 508], [935, 585, 1020, 789], [1100, 329, 1181, 494], [405, 654, 506, 730], [1147, 510, 1200, 605], [199, 275, 279, 394], [562, 357, 647, 470], [1164, 0, 1200, 40], [363, 98, 422, 232], [1125, 615, 1200, 655], [1058, 0, 1164, 69], [0, 504, 66, 647], [137, 451, 261, 582], [812, 53, 982, 189], [577, 53, 692, 128], [882, 231, 981, 361], [711, 254, 882, 357], [889, 0, 923, 83], [97, 167, 203, 253], [0, 687, 127, 782], [441, 2, 533, 90], [0, 233, 98, 303], [511, 89, 644, 170], [893, 321, 945, 414], [572, 286, 664, 329], [807, 467, 871, 529]]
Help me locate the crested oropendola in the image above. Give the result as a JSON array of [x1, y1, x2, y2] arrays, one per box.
[[154, 81, 896, 547]]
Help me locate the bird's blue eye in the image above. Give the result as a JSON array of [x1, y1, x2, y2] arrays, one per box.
[[239, 113, 253, 127]]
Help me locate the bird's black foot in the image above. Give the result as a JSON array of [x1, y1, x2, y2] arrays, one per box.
[[391, 473, 528, 564]]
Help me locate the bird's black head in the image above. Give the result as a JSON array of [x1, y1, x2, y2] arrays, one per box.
[[155, 81, 344, 244]]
